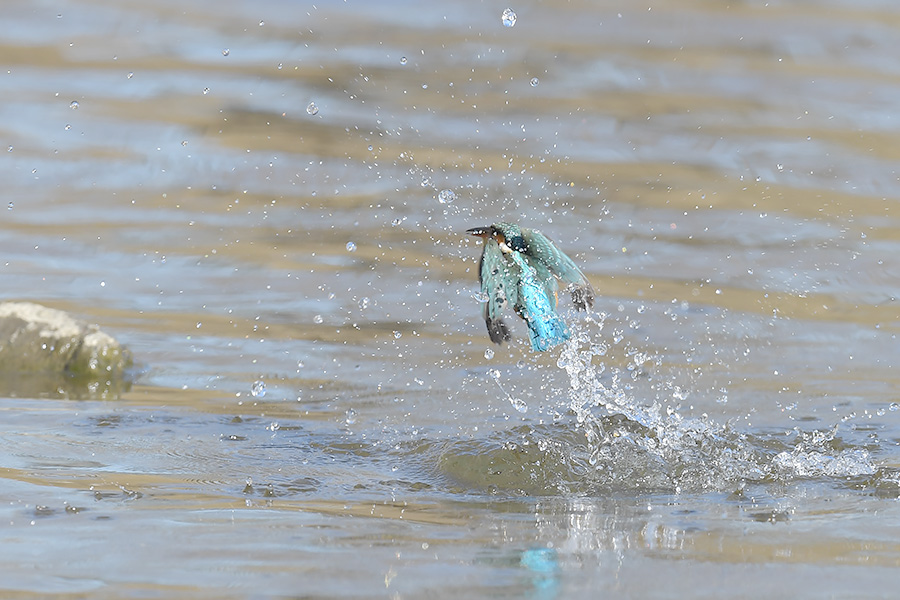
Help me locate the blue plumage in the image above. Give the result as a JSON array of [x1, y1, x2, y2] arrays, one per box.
[[467, 223, 594, 352], [508, 251, 570, 351]]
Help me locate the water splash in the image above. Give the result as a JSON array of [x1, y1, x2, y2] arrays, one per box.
[[438, 189, 456, 204], [250, 380, 266, 398], [547, 313, 878, 492]]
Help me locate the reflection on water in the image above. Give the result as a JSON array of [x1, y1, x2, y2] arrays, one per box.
[[3, 0, 900, 596]]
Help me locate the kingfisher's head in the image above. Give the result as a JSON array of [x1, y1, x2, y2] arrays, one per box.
[[467, 222, 527, 254]]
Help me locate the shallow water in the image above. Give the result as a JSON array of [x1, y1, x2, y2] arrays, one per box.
[[3, 0, 900, 596]]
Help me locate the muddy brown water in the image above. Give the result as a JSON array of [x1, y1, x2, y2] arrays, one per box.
[[3, 0, 900, 597]]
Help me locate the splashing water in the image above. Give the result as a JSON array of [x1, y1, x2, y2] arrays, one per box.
[[250, 380, 266, 398], [545, 313, 879, 493], [446, 310, 885, 497], [438, 189, 456, 204]]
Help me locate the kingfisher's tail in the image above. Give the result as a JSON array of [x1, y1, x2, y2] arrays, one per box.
[[524, 310, 570, 351]]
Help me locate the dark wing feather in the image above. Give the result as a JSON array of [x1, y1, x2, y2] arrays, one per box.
[[479, 239, 516, 344]]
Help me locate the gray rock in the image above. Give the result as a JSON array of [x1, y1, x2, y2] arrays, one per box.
[[0, 301, 132, 382]]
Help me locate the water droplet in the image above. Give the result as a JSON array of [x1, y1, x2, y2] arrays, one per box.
[[501, 8, 517, 27], [346, 241, 357, 252], [890, 402, 899, 412], [345, 408, 357, 425], [438, 189, 456, 204], [400, 56, 408, 65], [127, 72, 134, 79], [7, 202, 13, 210], [6, 146, 12, 152], [420, 175, 433, 188], [250, 380, 266, 398], [510, 397, 527, 413], [489, 369, 501, 380], [203, 87, 210, 95], [484, 348, 494, 359], [472, 291, 489, 303], [222, 48, 230, 56], [393, 331, 402, 339], [391, 217, 403, 226], [306, 101, 319, 116], [358, 297, 370, 310], [259, 20, 265, 26], [776, 163, 784, 172], [313, 314, 324, 324], [297, 360, 305, 369], [69, 101, 79, 109], [530, 77, 539, 87], [64, 124, 71, 131]]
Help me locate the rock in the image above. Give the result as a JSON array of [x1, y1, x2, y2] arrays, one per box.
[[0, 301, 132, 380]]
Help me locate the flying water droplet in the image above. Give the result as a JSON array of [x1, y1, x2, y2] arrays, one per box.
[[345, 408, 358, 425], [358, 297, 370, 310], [509, 397, 527, 413], [306, 101, 319, 115], [438, 189, 456, 204], [472, 291, 490, 303], [250, 380, 266, 398], [530, 77, 539, 87], [501, 8, 517, 27], [400, 56, 408, 65], [346, 241, 357, 252], [7, 202, 13, 210], [69, 101, 79, 109], [393, 331, 402, 339], [313, 314, 324, 324], [222, 49, 230, 56], [484, 348, 494, 359]]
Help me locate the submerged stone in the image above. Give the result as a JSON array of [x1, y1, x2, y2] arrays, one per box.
[[0, 302, 132, 397]]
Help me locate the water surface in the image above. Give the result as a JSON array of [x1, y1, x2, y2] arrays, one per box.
[[3, 0, 900, 597]]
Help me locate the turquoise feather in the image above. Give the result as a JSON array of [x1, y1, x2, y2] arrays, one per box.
[[468, 223, 594, 352]]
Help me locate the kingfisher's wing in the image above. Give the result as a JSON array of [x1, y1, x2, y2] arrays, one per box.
[[521, 228, 594, 310], [478, 239, 517, 344]]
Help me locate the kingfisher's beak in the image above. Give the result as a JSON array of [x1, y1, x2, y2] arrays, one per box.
[[467, 226, 494, 238]]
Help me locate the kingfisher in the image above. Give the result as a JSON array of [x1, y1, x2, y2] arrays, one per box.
[[467, 222, 594, 352]]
